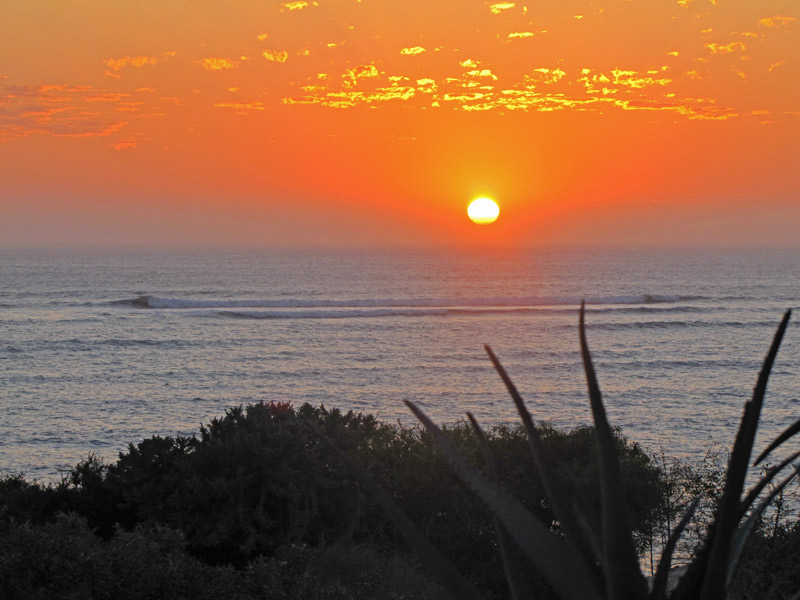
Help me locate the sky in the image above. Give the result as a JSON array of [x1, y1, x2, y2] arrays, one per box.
[[1, 0, 798, 248]]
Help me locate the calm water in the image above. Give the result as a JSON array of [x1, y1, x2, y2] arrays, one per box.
[[1, 246, 799, 480]]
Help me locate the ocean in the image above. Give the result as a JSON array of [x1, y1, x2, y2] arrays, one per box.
[[1, 246, 799, 481]]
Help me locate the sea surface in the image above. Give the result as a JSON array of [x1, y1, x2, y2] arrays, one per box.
[[1, 246, 799, 481]]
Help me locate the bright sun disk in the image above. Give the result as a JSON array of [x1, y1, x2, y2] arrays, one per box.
[[467, 197, 500, 224]]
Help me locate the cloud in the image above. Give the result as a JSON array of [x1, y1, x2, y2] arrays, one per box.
[[705, 41, 746, 54], [281, 61, 696, 116], [257, 33, 270, 41], [283, 83, 416, 108], [0, 82, 173, 144], [104, 55, 159, 71], [110, 138, 137, 150], [213, 101, 265, 113], [281, 1, 318, 11], [46, 120, 127, 138], [200, 58, 239, 71], [465, 69, 498, 80], [524, 68, 566, 85], [507, 32, 536, 40], [85, 93, 130, 102], [489, 2, 515, 14], [400, 47, 426, 55], [279, 66, 740, 119], [759, 16, 796, 28], [343, 64, 380, 88], [263, 50, 289, 63], [103, 52, 174, 77]]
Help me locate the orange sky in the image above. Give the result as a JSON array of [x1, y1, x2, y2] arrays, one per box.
[[1, 0, 798, 247]]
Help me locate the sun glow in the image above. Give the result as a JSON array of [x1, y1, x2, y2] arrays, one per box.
[[467, 197, 500, 224]]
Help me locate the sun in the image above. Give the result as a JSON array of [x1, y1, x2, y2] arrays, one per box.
[[467, 197, 500, 224]]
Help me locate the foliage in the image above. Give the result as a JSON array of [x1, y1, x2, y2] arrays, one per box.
[[729, 520, 800, 600], [346, 306, 800, 600], [0, 513, 443, 600], [1, 401, 664, 598]]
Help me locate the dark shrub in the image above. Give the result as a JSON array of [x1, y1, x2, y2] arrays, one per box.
[[0, 402, 666, 597]]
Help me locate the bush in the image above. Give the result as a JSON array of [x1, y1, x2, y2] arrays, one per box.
[[0, 402, 666, 598], [0, 513, 444, 600]]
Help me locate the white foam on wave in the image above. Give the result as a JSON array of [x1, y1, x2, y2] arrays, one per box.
[[123, 293, 696, 310], [220, 308, 452, 319]]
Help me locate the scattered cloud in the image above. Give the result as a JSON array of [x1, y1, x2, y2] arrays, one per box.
[[758, 16, 796, 28], [85, 93, 130, 102], [705, 41, 746, 54], [279, 61, 736, 121], [200, 58, 239, 71], [507, 32, 536, 40], [213, 101, 265, 113], [104, 55, 159, 71], [257, 33, 270, 41], [281, 1, 318, 11], [343, 64, 381, 88], [489, 2, 515, 15], [103, 52, 174, 78], [0, 83, 174, 144], [400, 47, 426, 55], [110, 138, 137, 150], [525, 67, 566, 85], [263, 50, 289, 63], [768, 61, 786, 72], [465, 68, 498, 81]]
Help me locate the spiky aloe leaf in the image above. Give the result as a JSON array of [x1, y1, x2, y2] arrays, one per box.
[[485, 345, 604, 581], [579, 302, 649, 600], [312, 428, 485, 600], [754, 416, 800, 466], [726, 462, 800, 587], [699, 309, 791, 600], [466, 412, 530, 600], [649, 498, 699, 600], [739, 449, 800, 519], [406, 400, 603, 600]]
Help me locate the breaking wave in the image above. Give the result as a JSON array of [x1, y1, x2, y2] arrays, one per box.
[[114, 293, 703, 311], [98, 294, 717, 320]]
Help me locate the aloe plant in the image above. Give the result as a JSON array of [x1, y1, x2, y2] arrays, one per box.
[[320, 305, 799, 599]]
